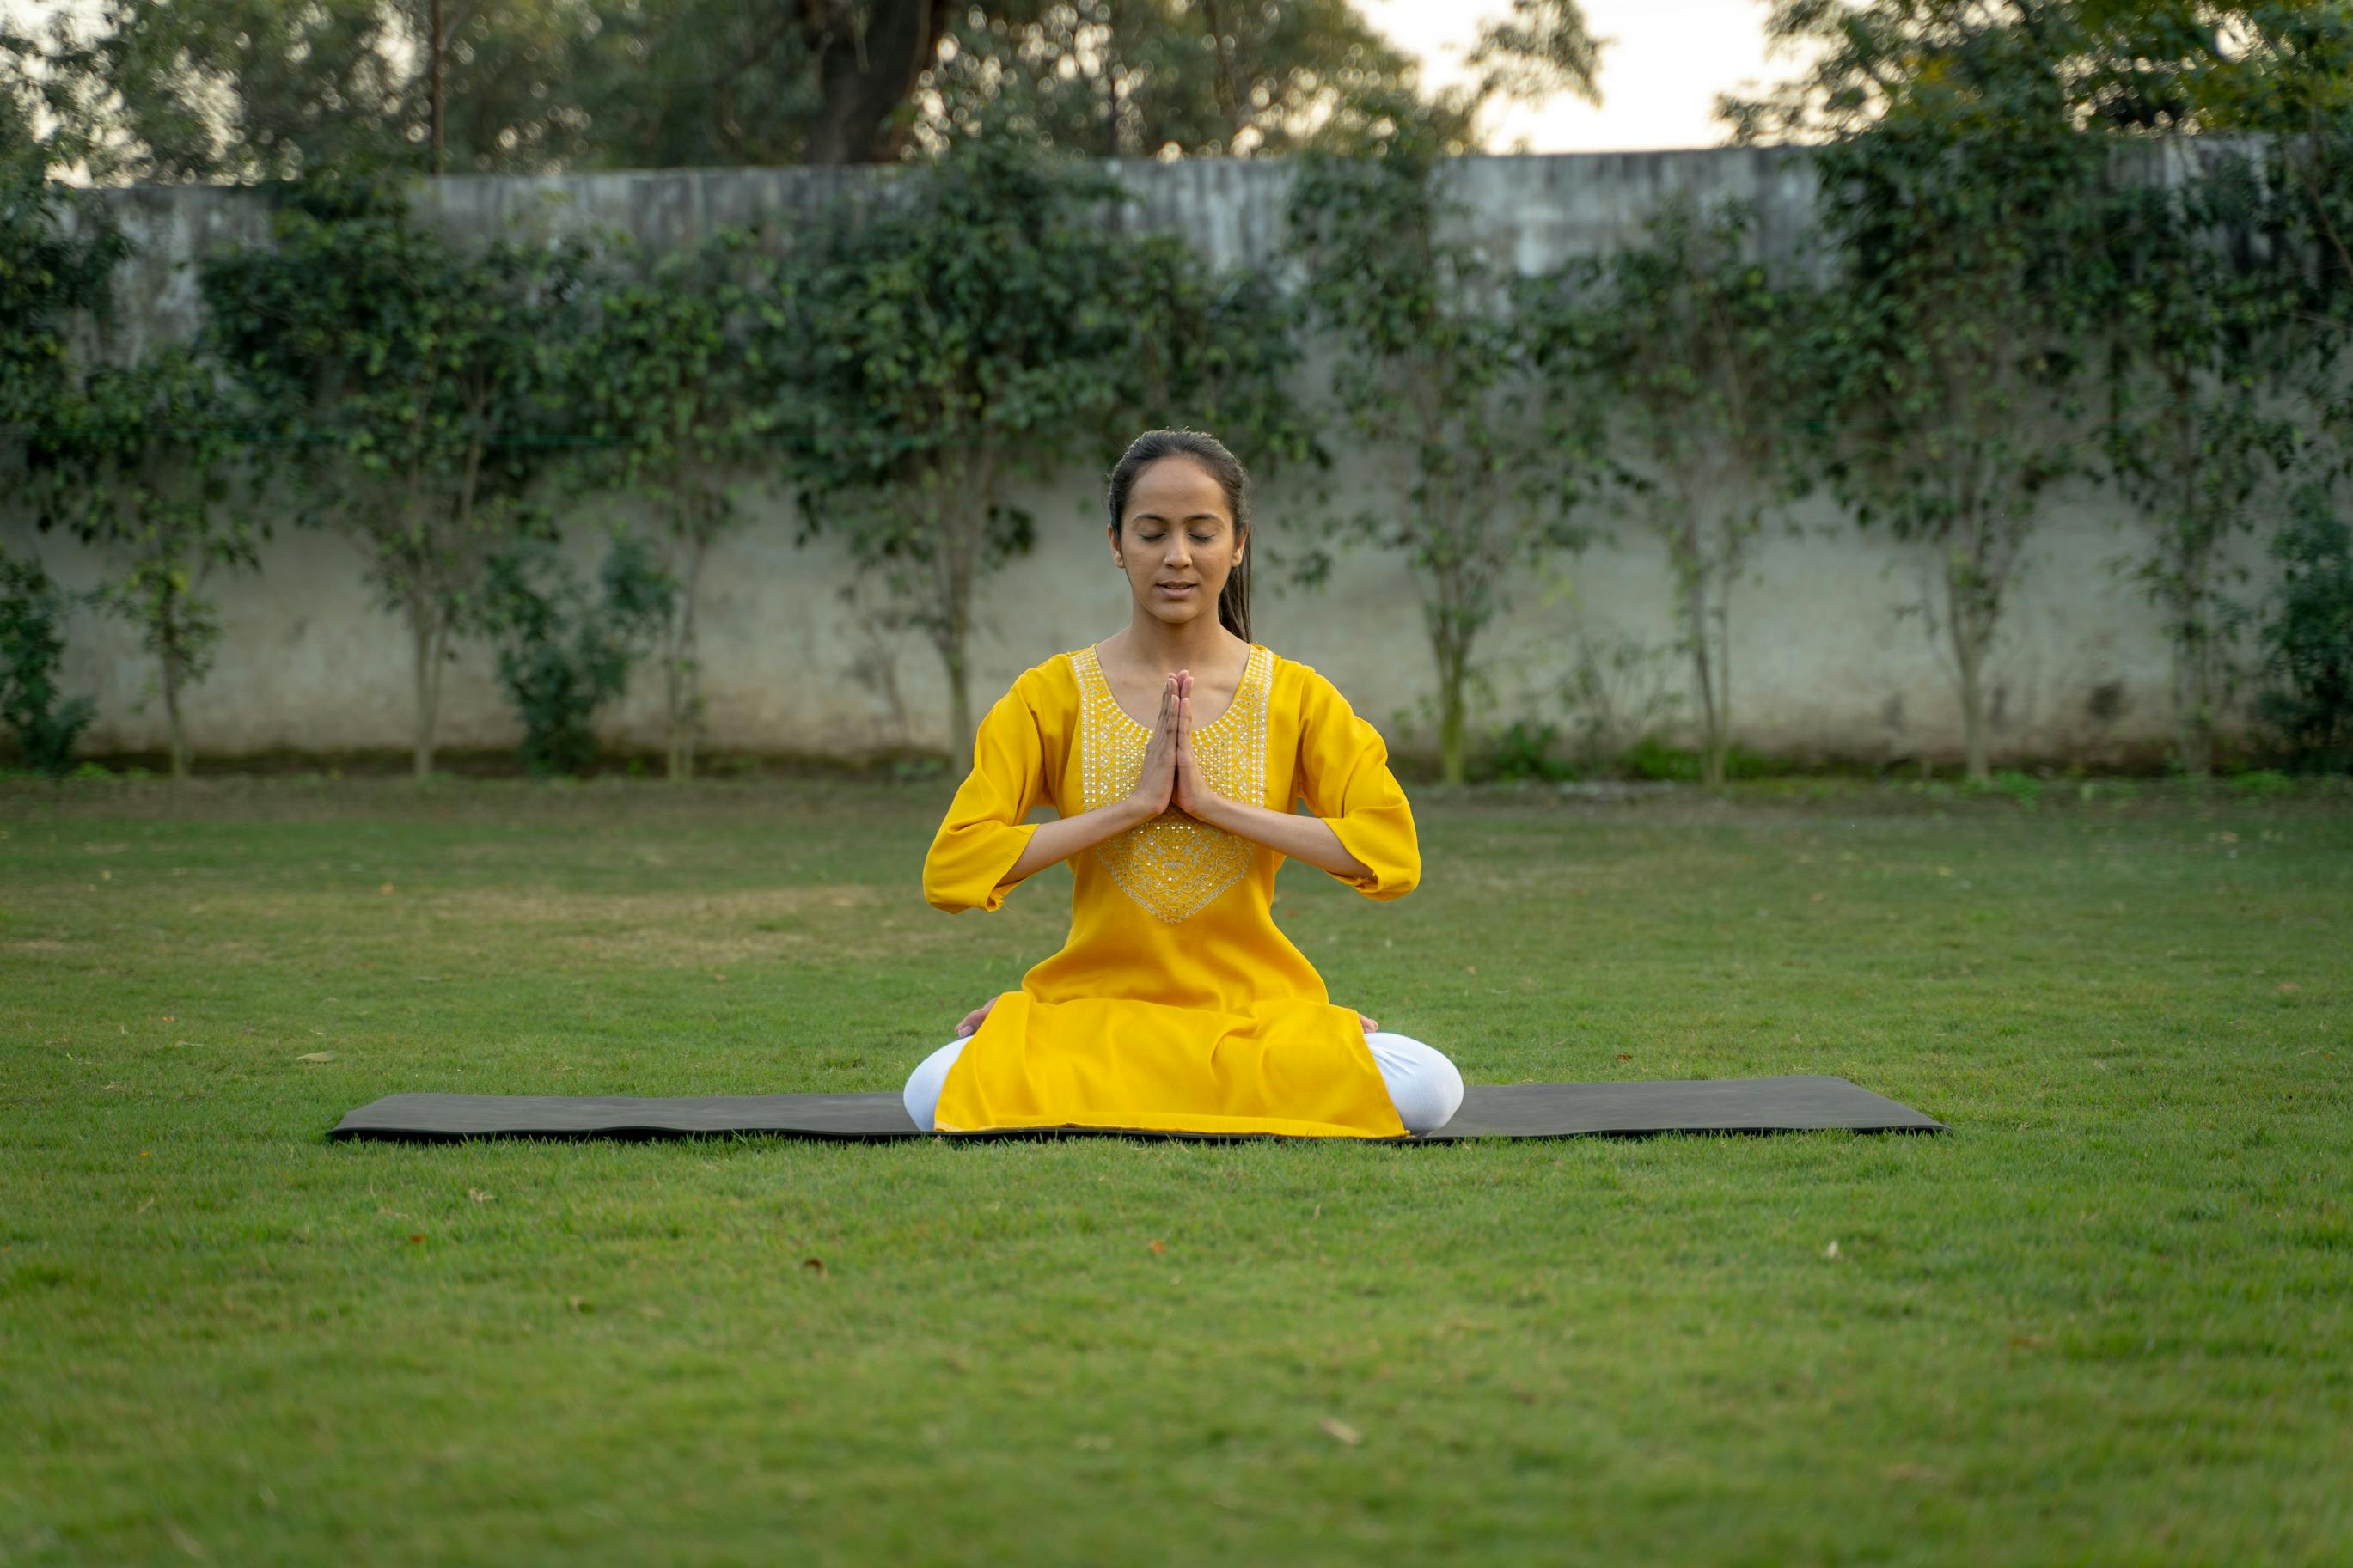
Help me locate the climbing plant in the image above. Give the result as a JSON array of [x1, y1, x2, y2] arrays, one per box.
[[1727, 5, 2112, 782], [0, 548, 97, 778], [1523, 192, 1816, 789], [475, 531, 677, 778], [555, 226, 768, 781], [2093, 145, 2301, 778], [201, 172, 591, 780], [766, 129, 1311, 776], [0, 151, 131, 535], [45, 347, 265, 779], [1284, 83, 1595, 784]]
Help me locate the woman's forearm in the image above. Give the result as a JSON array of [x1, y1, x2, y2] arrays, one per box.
[[999, 796, 1156, 885], [993, 793, 1372, 894], [1189, 796, 1372, 881]]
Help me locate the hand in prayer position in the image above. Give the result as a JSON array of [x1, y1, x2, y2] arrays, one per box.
[[1124, 667, 1219, 821]]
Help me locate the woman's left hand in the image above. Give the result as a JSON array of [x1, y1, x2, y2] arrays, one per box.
[[1353, 1010, 1377, 1033], [1170, 669, 1224, 819]]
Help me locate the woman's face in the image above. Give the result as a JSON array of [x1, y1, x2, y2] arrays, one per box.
[[1110, 456, 1244, 629]]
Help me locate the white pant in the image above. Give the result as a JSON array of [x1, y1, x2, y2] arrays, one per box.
[[901, 1028, 1466, 1134]]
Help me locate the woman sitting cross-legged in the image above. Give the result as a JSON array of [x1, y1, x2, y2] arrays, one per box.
[[905, 427, 1465, 1139]]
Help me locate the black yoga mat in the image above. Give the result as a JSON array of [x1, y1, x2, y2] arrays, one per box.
[[329, 1074, 1947, 1144]]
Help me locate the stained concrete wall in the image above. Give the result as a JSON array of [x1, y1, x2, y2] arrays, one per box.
[[15, 146, 2287, 772]]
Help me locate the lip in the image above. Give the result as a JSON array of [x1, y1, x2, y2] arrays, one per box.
[[1157, 582, 1197, 595]]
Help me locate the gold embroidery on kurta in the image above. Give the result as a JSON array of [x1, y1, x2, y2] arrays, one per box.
[[1071, 642, 1269, 924]]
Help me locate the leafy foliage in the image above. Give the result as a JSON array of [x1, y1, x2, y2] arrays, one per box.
[[2252, 478, 2353, 772], [0, 550, 95, 777], [2093, 143, 2301, 776], [768, 129, 1311, 771], [201, 172, 590, 778], [0, 152, 131, 533], [1285, 85, 1595, 784], [477, 533, 676, 777], [1522, 192, 1816, 787], [43, 348, 265, 779], [1728, 3, 2118, 781], [556, 226, 769, 780], [7, 0, 1604, 179]]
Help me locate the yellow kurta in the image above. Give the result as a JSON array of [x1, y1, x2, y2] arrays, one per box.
[[920, 641, 1421, 1138]]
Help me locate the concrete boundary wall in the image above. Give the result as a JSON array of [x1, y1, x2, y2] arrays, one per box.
[[15, 147, 2288, 771]]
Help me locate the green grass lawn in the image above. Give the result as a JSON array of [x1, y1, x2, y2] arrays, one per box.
[[3, 773, 2348, 1566]]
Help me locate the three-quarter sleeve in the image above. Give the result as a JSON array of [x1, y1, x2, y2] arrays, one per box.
[[923, 675, 1049, 914], [1293, 663, 1420, 900]]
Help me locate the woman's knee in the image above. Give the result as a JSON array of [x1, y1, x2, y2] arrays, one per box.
[[902, 1036, 969, 1132], [1363, 1031, 1464, 1133]]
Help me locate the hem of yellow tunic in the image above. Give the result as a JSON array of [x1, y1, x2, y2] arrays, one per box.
[[932, 991, 1409, 1138], [930, 1107, 1411, 1139]]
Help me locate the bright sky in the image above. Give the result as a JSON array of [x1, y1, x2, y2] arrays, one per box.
[[7, 0, 1810, 163], [1368, 0, 1808, 152]]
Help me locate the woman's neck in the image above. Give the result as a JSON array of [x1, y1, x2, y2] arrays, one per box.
[[1113, 613, 1244, 674]]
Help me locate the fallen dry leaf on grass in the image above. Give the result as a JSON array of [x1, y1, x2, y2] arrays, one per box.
[[1319, 1417, 1362, 1446], [296, 1051, 334, 1063]]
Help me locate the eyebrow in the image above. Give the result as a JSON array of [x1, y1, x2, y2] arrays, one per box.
[[1133, 512, 1225, 523]]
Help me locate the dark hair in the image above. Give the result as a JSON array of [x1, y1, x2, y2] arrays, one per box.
[[1105, 429, 1252, 644]]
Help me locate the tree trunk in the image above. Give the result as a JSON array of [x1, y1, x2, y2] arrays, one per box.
[[159, 590, 190, 781], [162, 657, 188, 782], [411, 610, 443, 783], [667, 534, 708, 782], [1707, 559, 1734, 790], [1947, 563, 1992, 784], [2173, 523, 2220, 779], [1432, 613, 1469, 787], [1439, 679, 1466, 787], [1680, 522, 1723, 790], [940, 634, 974, 780], [802, 0, 956, 164]]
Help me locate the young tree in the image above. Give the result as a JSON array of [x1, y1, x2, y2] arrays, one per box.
[[202, 174, 587, 780], [763, 135, 1126, 775], [2094, 146, 2301, 777], [1284, 85, 1597, 784], [1525, 192, 1815, 788], [768, 131, 1299, 777], [557, 227, 767, 781], [50, 350, 264, 779], [1726, 3, 2112, 782]]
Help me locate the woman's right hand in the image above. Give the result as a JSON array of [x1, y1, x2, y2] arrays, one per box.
[[954, 995, 999, 1038], [1123, 669, 1183, 821]]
